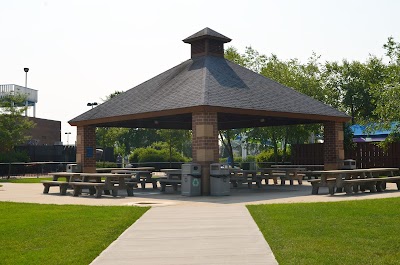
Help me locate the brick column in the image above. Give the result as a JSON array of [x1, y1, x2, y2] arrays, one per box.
[[76, 126, 96, 173], [324, 121, 344, 170], [192, 112, 219, 195]]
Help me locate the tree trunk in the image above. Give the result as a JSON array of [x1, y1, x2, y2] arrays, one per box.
[[219, 130, 234, 167]]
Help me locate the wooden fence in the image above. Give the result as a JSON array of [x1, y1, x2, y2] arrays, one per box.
[[291, 142, 400, 168]]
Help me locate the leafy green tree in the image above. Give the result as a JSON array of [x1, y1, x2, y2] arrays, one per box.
[[225, 47, 324, 161], [371, 37, 400, 145], [157, 129, 191, 166], [323, 58, 385, 124], [219, 129, 244, 166], [0, 94, 35, 154]]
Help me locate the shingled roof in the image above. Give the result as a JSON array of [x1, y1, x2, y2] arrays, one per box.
[[69, 28, 350, 129]]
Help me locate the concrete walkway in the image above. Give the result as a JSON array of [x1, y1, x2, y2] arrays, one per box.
[[2, 182, 400, 264], [91, 205, 277, 265]]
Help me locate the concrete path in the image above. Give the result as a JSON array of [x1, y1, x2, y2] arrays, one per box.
[[90, 205, 277, 265], [2, 182, 400, 264]]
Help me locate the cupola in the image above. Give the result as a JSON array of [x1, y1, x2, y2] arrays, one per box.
[[183, 27, 231, 58]]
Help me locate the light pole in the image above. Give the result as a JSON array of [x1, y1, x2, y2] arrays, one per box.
[[87, 102, 98, 109], [65, 132, 71, 145], [24, 68, 29, 116]]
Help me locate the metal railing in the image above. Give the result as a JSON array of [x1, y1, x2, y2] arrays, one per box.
[[0, 84, 38, 103], [0, 162, 72, 178]]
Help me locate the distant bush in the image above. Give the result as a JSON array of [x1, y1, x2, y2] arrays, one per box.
[[129, 143, 189, 163], [240, 155, 256, 170], [96, 161, 117, 168], [256, 149, 291, 168], [219, 156, 256, 169]]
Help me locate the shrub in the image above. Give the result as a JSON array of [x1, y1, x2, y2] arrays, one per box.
[[129, 145, 189, 163], [256, 149, 282, 167], [96, 161, 117, 168], [240, 155, 256, 170]]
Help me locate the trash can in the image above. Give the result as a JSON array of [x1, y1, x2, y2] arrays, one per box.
[[342, 159, 356, 169], [210, 163, 230, 196], [66, 164, 80, 173], [181, 163, 202, 196]]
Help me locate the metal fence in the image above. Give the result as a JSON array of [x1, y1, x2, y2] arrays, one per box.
[[0, 162, 73, 178]]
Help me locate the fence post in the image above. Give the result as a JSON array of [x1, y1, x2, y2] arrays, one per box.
[[7, 162, 11, 179]]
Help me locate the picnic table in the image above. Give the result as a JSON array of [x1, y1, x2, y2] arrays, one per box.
[[158, 169, 182, 192], [69, 172, 135, 198], [96, 167, 155, 173], [112, 170, 158, 189], [229, 169, 260, 188], [41, 172, 82, 195], [258, 168, 307, 185], [307, 168, 400, 195], [271, 164, 324, 170]]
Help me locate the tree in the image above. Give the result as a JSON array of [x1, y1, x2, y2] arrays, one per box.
[[225, 46, 325, 161], [0, 93, 35, 155], [371, 37, 400, 144], [323, 58, 385, 124], [157, 129, 191, 166]]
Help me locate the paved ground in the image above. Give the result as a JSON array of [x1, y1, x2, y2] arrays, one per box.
[[1, 181, 400, 207], [1, 181, 400, 264], [91, 205, 277, 265]]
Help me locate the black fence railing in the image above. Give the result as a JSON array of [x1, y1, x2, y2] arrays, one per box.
[[129, 162, 185, 171], [0, 162, 73, 178]]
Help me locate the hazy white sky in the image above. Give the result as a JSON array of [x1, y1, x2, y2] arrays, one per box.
[[1, 0, 399, 144]]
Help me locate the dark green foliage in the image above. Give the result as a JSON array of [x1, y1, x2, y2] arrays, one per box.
[[129, 143, 189, 163], [0, 94, 35, 156], [256, 149, 287, 166], [95, 161, 117, 168]]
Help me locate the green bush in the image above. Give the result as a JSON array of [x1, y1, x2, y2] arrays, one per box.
[[129, 144, 189, 163], [0, 151, 30, 163], [240, 155, 256, 170], [96, 161, 117, 168], [255, 148, 291, 167]]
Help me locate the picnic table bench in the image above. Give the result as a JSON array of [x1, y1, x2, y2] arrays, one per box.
[[42, 180, 70, 195], [229, 169, 261, 188], [69, 181, 106, 198], [307, 168, 400, 195], [41, 172, 81, 195], [158, 179, 181, 192], [342, 176, 400, 195], [259, 168, 306, 186]]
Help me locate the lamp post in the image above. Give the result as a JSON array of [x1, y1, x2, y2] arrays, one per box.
[[24, 68, 29, 116], [87, 102, 98, 109], [65, 132, 71, 145]]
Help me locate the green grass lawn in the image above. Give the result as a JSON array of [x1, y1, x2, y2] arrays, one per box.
[[0, 177, 53, 183], [247, 197, 400, 265], [0, 202, 149, 265]]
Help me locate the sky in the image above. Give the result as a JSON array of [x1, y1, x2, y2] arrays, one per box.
[[1, 0, 399, 145]]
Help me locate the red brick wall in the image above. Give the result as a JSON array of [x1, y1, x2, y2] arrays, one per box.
[[192, 112, 219, 162], [192, 111, 219, 195], [324, 121, 344, 169], [27, 117, 61, 145], [76, 126, 96, 172]]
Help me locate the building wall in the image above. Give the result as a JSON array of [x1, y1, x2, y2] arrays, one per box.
[[27, 117, 61, 145]]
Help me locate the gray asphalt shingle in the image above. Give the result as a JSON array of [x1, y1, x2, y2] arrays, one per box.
[[69, 55, 348, 124]]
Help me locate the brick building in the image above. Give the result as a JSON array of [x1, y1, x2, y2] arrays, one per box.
[[27, 117, 61, 145]]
